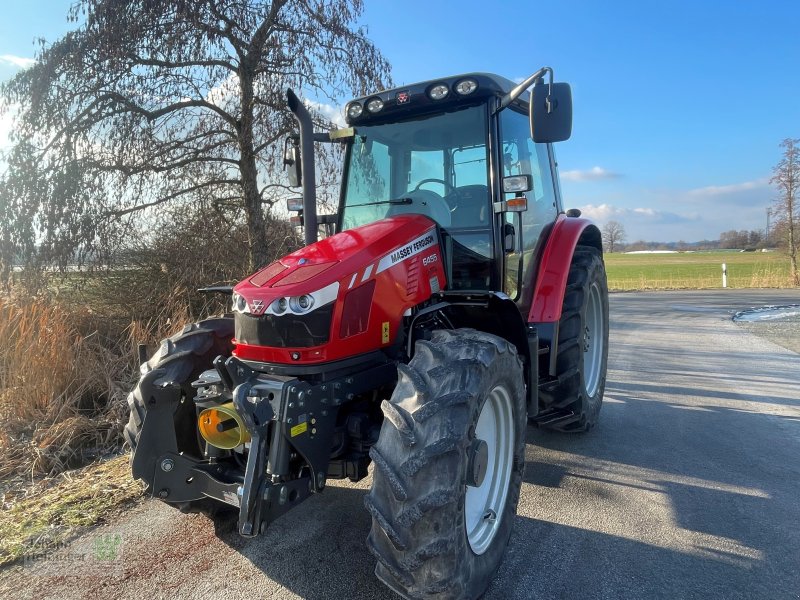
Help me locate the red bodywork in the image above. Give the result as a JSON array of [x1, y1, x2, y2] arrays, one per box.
[[528, 214, 598, 323], [232, 215, 446, 365]]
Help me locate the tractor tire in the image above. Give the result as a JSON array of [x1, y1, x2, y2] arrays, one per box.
[[124, 316, 234, 461], [538, 245, 609, 432], [365, 329, 526, 600]]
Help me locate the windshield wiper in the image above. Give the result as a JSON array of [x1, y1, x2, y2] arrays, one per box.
[[348, 198, 413, 208]]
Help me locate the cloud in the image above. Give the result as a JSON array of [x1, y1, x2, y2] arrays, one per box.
[[561, 166, 621, 182], [0, 54, 35, 69], [206, 73, 239, 110], [579, 203, 694, 225], [687, 178, 769, 197], [304, 100, 346, 128]]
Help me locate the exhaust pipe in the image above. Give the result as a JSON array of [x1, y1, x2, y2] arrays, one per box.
[[286, 89, 318, 246]]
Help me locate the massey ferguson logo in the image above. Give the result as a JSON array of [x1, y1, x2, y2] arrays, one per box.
[[396, 91, 410, 104], [250, 299, 264, 314], [376, 230, 438, 274]]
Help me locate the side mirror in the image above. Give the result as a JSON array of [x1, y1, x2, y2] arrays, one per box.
[[530, 80, 572, 143], [286, 197, 304, 212], [503, 222, 516, 254], [283, 137, 302, 187]]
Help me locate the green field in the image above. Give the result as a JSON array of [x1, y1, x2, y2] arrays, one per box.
[[604, 251, 793, 290]]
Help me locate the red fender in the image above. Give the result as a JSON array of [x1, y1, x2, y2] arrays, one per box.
[[528, 214, 601, 323]]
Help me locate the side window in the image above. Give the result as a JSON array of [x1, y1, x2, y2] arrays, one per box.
[[499, 109, 558, 298], [452, 146, 488, 187], [343, 138, 391, 229]]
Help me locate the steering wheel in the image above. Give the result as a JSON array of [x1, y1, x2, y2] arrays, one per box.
[[413, 178, 455, 196]]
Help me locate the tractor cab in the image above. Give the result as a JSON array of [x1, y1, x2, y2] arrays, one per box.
[[289, 70, 574, 315]]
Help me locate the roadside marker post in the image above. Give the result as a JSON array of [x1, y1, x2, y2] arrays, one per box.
[[722, 263, 727, 288]]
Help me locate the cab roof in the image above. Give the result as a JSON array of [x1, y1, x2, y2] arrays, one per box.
[[345, 72, 529, 126]]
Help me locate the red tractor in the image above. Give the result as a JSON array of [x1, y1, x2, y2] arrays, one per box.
[[126, 67, 608, 599]]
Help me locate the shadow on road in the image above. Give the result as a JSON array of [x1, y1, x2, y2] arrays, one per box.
[[519, 377, 800, 599], [214, 484, 387, 600]]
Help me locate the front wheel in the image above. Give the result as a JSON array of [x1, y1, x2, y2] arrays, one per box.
[[365, 329, 526, 599]]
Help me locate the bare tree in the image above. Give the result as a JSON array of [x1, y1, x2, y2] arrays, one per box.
[[0, 0, 391, 280], [601, 220, 626, 253], [771, 138, 799, 285]]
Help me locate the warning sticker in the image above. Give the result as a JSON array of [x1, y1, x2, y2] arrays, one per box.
[[291, 421, 308, 437], [382, 321, 390, 344]]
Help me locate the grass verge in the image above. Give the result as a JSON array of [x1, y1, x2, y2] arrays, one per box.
[[0, 454, 143, 567]]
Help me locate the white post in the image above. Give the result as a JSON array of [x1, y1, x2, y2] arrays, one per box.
[[722, 263, 727, 288]]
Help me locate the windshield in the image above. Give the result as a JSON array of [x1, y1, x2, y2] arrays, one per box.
[[340, 105, 494, 289]]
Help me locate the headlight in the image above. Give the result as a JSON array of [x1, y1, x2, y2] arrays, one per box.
[[455, 79, 478, 95], [366, 97, 384, 113], [232, 292, 248, 313], [347, 102, 363, 119], [290, 294, 314, 313], [271, 297, 288, 314], [263, 282, 339, 316], [428, 84, 449, 100]]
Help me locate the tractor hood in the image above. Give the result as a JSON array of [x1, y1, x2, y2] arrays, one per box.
[[231, 214, 446, 365], [234, 214, 436, 307]]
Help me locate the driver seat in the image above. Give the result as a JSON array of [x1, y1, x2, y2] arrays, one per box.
[[450, 185, 489, 228], [387, 189, 452, 227]]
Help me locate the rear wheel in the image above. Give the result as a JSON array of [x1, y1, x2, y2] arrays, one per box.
[[365, 329, 526, 600], [538, 245, 609, 431]]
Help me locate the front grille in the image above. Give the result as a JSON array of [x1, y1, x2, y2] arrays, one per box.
[[235, 303, 334, 348]]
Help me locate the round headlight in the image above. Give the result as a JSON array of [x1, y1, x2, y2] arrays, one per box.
[[272, 297, 287, 314], [455, 79, 478, 95], [366, 97, 384, 113], [347, 102, 363, 119], [290, 294, 314, 313], [428, 84, 449, 100], [298, 294, 313, 310], [236, 294, 247, 312]]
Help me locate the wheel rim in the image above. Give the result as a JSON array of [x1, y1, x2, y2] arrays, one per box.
[[465, 384, 514, 555], [583, 281, 604, 398]]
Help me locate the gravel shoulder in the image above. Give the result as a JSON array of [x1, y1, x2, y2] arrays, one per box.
[[735, 319, 800, 354]]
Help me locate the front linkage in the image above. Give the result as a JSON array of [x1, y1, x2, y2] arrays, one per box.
[[131, 354, 395, 536]]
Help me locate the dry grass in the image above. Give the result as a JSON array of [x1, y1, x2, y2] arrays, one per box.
[[0, 297, 127, 478], [0, 454, 143, 566], [0, 292, 193, 568], [0, 291, 195, 480]]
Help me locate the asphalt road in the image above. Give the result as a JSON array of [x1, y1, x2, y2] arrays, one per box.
[[2, 289, 799, 600]]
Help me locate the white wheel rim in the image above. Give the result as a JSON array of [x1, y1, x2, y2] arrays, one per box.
[[465, 384, 514, 555], [583, 281, 604, 398]]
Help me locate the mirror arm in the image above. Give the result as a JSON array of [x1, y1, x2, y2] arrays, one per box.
[[496, 66, 553, 113]]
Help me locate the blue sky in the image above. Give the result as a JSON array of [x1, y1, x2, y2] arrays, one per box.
[[2, 0, 799, 242]]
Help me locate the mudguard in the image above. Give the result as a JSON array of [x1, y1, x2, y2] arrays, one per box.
[[528, 214, 602, 323]]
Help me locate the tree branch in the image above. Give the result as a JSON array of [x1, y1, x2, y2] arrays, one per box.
[[105, 179, 241, 217], [130, 55, 237, 72], [99, 91, 238, 128]]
